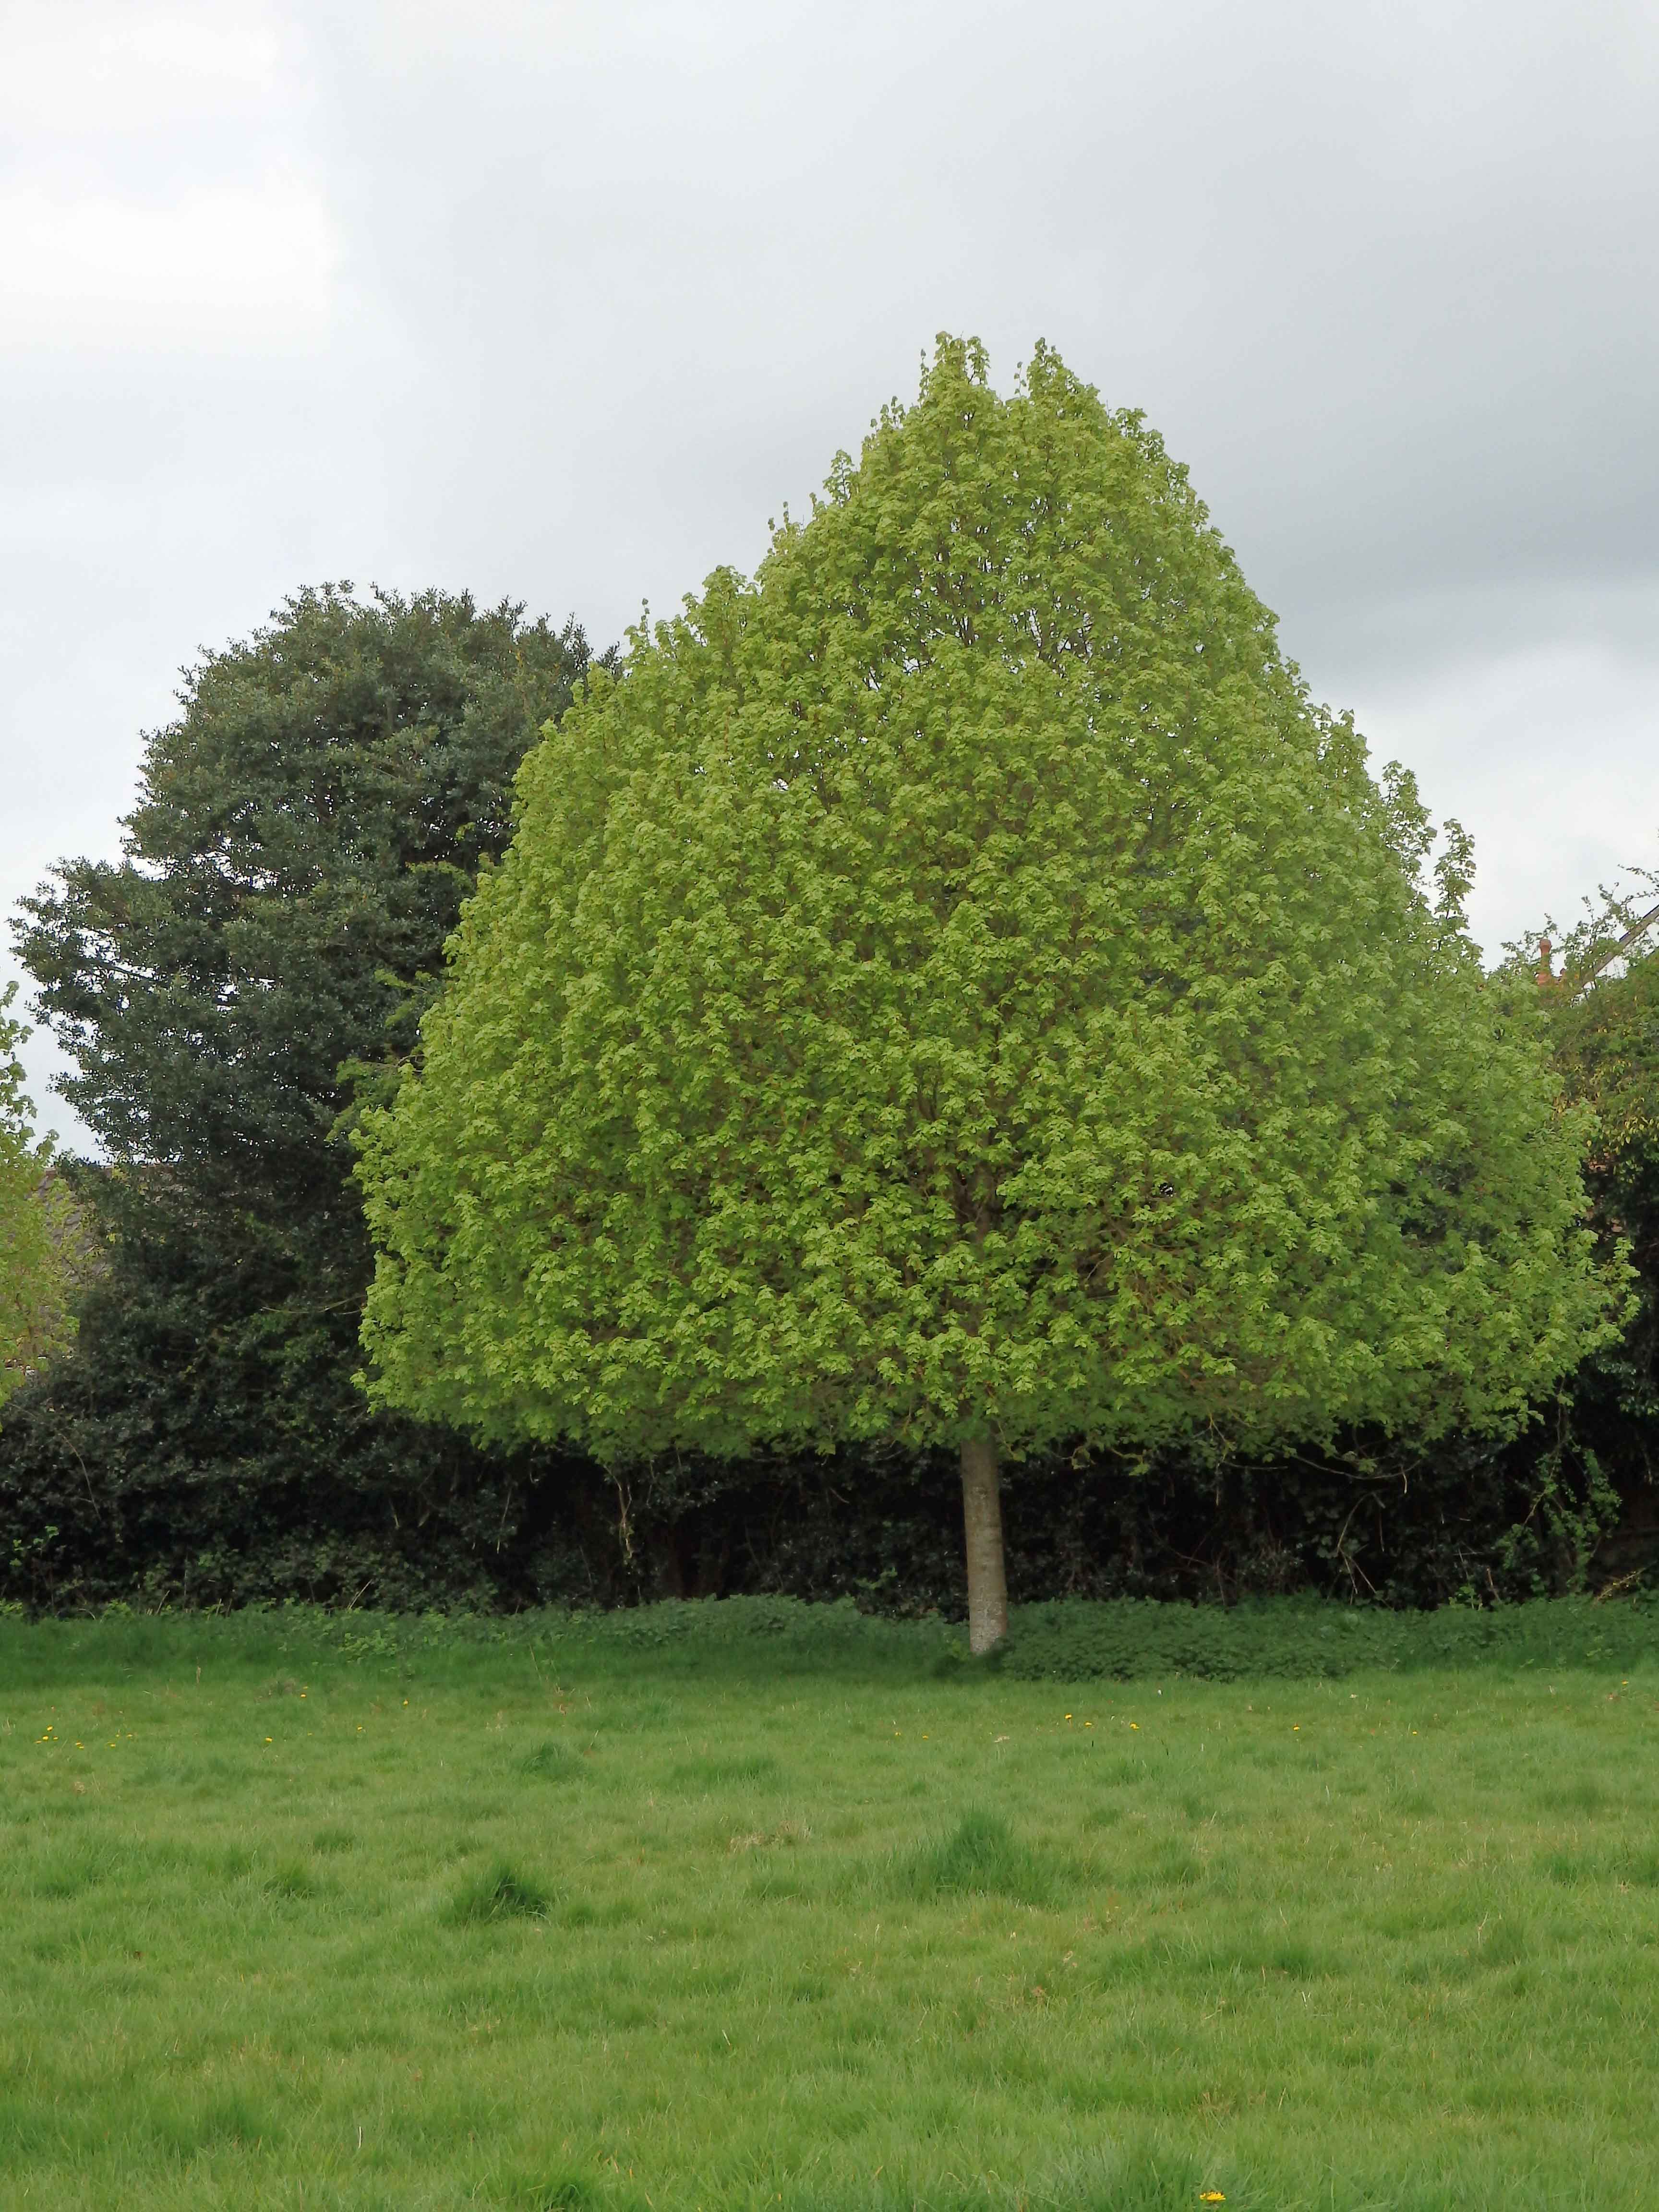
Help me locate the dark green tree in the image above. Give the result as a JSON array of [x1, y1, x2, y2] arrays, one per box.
[[2, 587, 600, 1606], [357, 341, 1616, 1650]]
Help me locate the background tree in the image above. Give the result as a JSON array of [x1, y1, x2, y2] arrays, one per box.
[[357, 340, 1617, 1649], [2, 587, 601, 1607], [1498, 882, 1659, 1582], [0, 986, 77, 1407]]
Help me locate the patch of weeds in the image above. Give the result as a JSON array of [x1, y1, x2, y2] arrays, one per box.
[[1375, 1896, 1467, 1938], [450, 1861, 553, 1924], [1539, 1776, 1607, 1814], [670, 1752, 781, 1789], [1541, 1848, 1595, 1887], [521, 1738, 589, 1781], [553, 1894, 635, 1929], [1148, 1840, 1204, 1890], [14, 1842, 120, 1900], [902, 1810, 1065, 1906], [727, 1819, 809, 1853], [9, 1836, 195, 1901], [748, 1865, 811, 1902], [958, 2143, 1219, 2209], [1262, 1939, 1324, 1980], [535, 2182, 599, 2212], [1099, 1755, 1148, 1787], [146, 2092, 270, 2157], [1082, 1801, 1124, 1830], [264, 1860, 316, 1900], [1386, 1786, 1434, 1818], [1398, 1946, 1458, 1988], [1479, 1914, 1528, 1967], [1205, 1936, 1327, 1982], [1541, 1844, 1659, 1888]]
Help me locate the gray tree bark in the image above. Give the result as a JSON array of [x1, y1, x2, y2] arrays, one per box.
[[960, 1435, 1009, 1655]]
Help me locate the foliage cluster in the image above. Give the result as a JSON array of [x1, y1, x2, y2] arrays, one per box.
[[0, 587, 598, 1607], [1518, 887, 1659, 1568], [0, 985, 79, 1407], [359, 341, 1611, 1487]]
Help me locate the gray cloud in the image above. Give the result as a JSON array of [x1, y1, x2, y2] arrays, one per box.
[[4, 0, 1656, 1139]]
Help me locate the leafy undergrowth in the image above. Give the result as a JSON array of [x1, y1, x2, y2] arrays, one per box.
[[1, 1604, 1658, 2208]]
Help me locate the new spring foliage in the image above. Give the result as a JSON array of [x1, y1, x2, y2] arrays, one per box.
[[0, 987, 74, 1408], [357, 339, 1612, 1465]]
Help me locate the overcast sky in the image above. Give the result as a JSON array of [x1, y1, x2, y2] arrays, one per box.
[[4, 0, 1656, 1144]]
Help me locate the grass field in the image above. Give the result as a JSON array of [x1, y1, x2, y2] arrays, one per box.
[[3, 1599, 1658, 2211]]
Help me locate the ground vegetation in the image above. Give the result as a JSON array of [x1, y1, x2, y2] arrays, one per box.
[[3, 1599, 1657, 2209]]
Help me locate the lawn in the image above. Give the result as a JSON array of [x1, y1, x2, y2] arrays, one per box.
[[2, 1599, 1658, 2211]]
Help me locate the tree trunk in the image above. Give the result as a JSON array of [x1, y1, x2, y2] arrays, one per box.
[[960, 1435, 1009, 1655]]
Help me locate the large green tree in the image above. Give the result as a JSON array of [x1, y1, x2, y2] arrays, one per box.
[[3, 588, 599, 1606], [357, 341, 1615, 1648]]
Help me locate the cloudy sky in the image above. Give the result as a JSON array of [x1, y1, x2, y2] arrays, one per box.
[[4, 0, 1656, 1143]]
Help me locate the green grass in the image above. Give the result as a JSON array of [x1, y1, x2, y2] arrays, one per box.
[[2, 1599, 1658, 2209]]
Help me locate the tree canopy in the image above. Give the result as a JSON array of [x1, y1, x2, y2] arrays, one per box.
[[1510, 891, 1659, 1553], [356, 340, 1615, 1642], [0, 987, 76, 1409], [2, 587, 599, 1607]]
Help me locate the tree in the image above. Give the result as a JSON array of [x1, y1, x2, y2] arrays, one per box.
[[356, 340, 1615, 1649], [0, 987, 76, 1407], [3, 587, 599, 1607], [1500, 881, 1659, 1576]]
